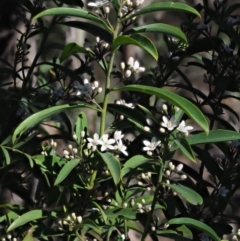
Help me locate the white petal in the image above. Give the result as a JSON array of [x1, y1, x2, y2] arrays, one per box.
[[143, 146, 150, 151], [88, 2, 98, 7], [108, 139, 116, 145], [162, 116, 169, 124], [143, 140, 150, 147]]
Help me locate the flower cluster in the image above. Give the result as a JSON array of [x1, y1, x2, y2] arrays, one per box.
[[87, 131, 128, 156], [75, 79, 102, 99], [58, 213, 82, 231], [120, 57, 145, 78]]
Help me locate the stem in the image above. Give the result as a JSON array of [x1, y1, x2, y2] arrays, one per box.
[[88, 8, 122, 189], [22, 17, 56, 92], [75, 231, 85, 241]]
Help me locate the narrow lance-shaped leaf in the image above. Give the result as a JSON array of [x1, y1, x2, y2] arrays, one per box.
[[124, 23, 188, 44], [165, 184, 203, 205], [170, 130, 240, 152], [114, 85, 209, 134], [112, 34, 158, 60], [12, 103, 100, 144], [167, 217, 220, 241], [54, 159, 79, 186], [32, 8, 112, 32], [98, 151, 121, 185], [124, 2, 201, 21], [7, 210, 43, 232], [174, 138, 196, 163]]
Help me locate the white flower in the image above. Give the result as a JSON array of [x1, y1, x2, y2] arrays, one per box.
[[87, 133, 100, 148], [114, 130, 124, 141], [115, 139, 128, 156], [98, 134, 115, 151], [88, 0, 109, 7], [143, 137, 161, 152], [161, 116, 178, 131], [177, 120, 193, 133], [219, 186, 229, 197]]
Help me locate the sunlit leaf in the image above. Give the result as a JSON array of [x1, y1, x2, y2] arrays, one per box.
[[125, 23, 187, 43], [165, 184, 203, 205], [33, 8, 112, 32], [12, 103, 99, 144], [168, 217, 220, 241], [114, 85, 209, 134], [54, 159, 79, 186], [98, 151, 121, 185], [112, 34, 158, 60], [7, 210, 43, 232], [124, 2, 201, 20]]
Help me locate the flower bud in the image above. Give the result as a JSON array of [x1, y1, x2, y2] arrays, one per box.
[[71, 212, 76, 220], [138, 181, 143, 186], [181, 174, 187, 180], [147, 172, 151, 178], [133, 60, 140, 70], [141, 199, 145, 204], [81, 131, 85, 138], [128, 57, 134, 67], [137, 203, 142, 208], [120, 62, 125, 70], [105, 6, 110, 14], [93, 80, 99, 88], [77, 216, 82, 223], [146, 118, 153, 126], [83, 78, 89, 84], [147, 187, 151, 191], [166, 170, 171, 176], [141, 173, 146, 179], [125, 69, 132, 78], [162, 104, 168, 111], [73, 134, 77, 140], [96, 36, 100, 43], [164, 223, 169, 229], [147, 151, 152, 156], [63, 150, 69, 156], [120, 115, 124, 120], [123, 202, 127, 208], [143, 126, 150, 132], [68, 144, 73, 150], [151, 226, 156, 231], [159, 127, 165, 133], [131, 199, 135, 206], [176, 164, 183, 172], [98, 87, 103, 93]]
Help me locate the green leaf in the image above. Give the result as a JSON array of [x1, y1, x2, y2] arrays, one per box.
[[76, 112, 89, 142], [174, 139, 196, 163], [112, 34, 158, 60], [1, 147, 10, 165], [54, 159, 79, 186], [167, 217, 220, 241], [98, 151, 121, 185], [176, 225, 193, 239], [125, 23, 187, 43], [60, 43, 94, 62], [121, 155, 153, 178], [127, 221, 143, 234], [7, 210, 43, 232], [105, 208, 136, 220], [32, 8, 112, 32], [124, 2, 201, 20], [82, 219, 101, 235], [91, 201, 108, 224], [114, 85, 209, 134], [166, 184, 203, 205], [12, 103, 99, 144], [185, 130, 240, 147]]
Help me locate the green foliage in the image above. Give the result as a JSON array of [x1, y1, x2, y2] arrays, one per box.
[[1, 0, 240, 240]]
